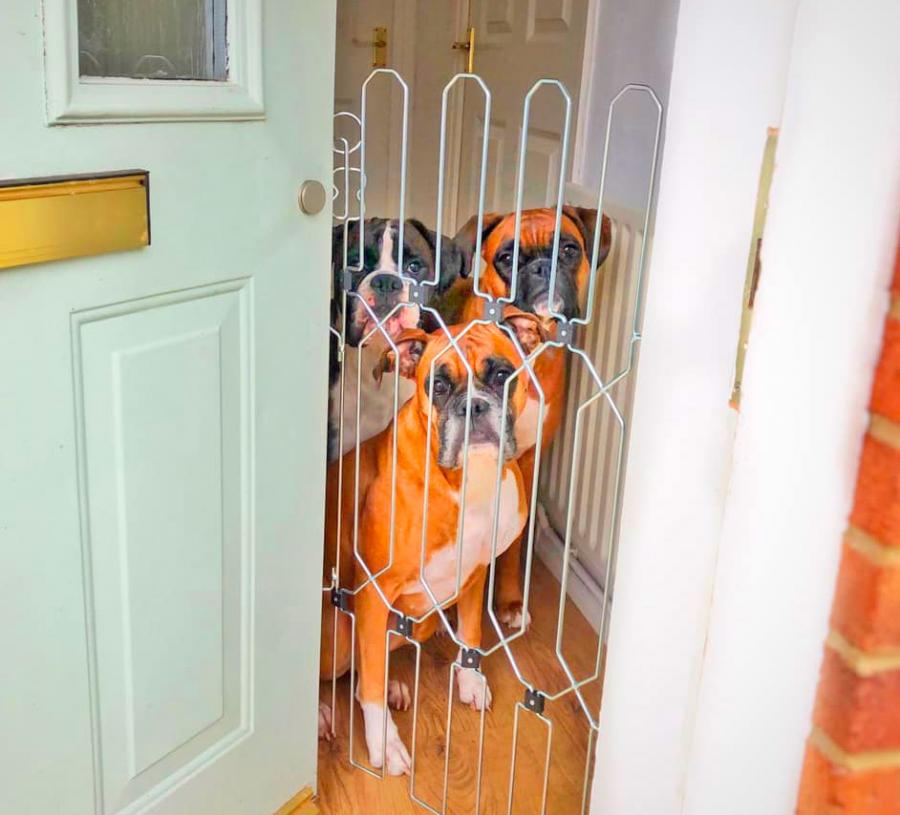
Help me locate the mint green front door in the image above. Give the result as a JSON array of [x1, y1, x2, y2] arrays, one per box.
[[0, 2, 334, 813]]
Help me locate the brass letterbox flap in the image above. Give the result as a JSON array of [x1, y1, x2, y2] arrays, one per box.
[[0, 170, 150, 270]]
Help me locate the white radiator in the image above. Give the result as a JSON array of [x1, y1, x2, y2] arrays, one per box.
[[537, 194, 646, 630]]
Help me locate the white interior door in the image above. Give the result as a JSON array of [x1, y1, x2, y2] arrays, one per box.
[[455, 0, 590, 223], [334, 0, 400, 217], [0, 2, 335, 814]]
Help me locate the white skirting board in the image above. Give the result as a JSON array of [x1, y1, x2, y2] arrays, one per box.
[[535, 503, 608, 635]]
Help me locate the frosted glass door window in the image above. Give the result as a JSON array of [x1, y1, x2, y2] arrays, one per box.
[[77, 0, 228, 80]]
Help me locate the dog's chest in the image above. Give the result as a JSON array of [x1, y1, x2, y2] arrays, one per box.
[[405, 466, 523, 604], [515, 395, 541, 452], [331, 344, 416, 457]]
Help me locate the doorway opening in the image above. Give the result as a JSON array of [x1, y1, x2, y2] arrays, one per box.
[[320, 2, 662, 812]]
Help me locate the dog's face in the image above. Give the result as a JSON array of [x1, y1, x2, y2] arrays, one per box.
[[382, 317, 543, 468], [454, 207, 612, 320], [332, 218, 465, 347]]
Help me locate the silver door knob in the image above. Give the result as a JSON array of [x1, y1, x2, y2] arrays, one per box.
[[298, 180, 327, 215]]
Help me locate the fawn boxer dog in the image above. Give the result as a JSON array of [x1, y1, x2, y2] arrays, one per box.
[[328, 218, 465, 460], [319, 315, 545, 774], [441, 206, 612, 628]]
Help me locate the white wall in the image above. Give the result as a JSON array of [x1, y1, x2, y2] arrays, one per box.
[[683, 3, 900, 814], [574, 0, 681, 211], [588, 1, 800, 812]]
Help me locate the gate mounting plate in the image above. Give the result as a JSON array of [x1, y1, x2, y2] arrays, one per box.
[[524, 688, 546, 715], [557, 322, 577, 348], [483, 299, 502, 323], [330, 587, 351, 612]]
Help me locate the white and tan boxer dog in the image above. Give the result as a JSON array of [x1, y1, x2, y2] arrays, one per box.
[[328, 218, 465, 461], [319, 315, 545, 774]]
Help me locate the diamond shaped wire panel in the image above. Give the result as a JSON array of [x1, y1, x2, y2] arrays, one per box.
[[322, 68, 662, 814]]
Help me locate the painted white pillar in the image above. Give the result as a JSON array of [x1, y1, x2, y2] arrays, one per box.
[[589, 1, 799, 812], [683, 2, 900, 814]]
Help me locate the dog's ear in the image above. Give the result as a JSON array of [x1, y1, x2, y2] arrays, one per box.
[[563, 206, 613, 269], [453, 212, 504, 277], [502, 306, 550, 356], [373, 328, 429, 384], [407, 219, 465, 294]]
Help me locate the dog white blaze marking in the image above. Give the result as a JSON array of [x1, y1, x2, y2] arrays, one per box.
[[378, 223, 398, 272]]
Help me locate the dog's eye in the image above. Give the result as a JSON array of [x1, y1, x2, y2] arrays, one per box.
[[496, 251, 514, 266], [431, 378, 449, 397], [561, 244, 581, 260], [493, 368, 511, 387], [405, 259, 423, 276]]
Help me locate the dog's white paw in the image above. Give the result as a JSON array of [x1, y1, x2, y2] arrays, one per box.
[[498, 603, 532, 632], [318, 701, 334, 741], [362, 702, 412, 775], [456, 665, 492, 711], [387, 678, 411, 711]]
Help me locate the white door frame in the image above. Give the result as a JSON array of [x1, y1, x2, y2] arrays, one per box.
[[586, 0, 800, 811], [589, 2, 900, 814]]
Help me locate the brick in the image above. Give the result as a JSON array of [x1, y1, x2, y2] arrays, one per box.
[[871, 319, 900, 424], [814, 649, 900, 752], [798, 742, 900, 815], [851, 436, 900, 549], [832, 541, 900, 651]]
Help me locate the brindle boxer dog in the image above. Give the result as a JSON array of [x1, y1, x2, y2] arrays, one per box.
[[319, 315, 545, 774], [442, 207, 612, 628], [328, 218, 465, 461]]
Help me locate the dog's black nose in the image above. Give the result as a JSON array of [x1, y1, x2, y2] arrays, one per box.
[[371, 273, 403, 295], [455, 396, 490, 418], [528, 258, 553, 280]]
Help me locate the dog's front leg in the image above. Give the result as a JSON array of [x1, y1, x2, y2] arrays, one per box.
[[455, 566, 492, 710], [356, 584, 411, 775], [495, 447, 534, 630]]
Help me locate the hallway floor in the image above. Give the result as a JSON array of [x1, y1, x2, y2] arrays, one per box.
[[316, 561, 604, 814]]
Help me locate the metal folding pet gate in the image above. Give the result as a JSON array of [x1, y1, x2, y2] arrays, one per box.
[[325, 68, 661, 814]]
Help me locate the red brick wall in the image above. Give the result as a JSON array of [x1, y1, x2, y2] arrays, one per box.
[[797, 241, 900, 814]]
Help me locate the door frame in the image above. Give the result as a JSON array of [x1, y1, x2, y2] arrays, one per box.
[[588, 1, 900, 814]]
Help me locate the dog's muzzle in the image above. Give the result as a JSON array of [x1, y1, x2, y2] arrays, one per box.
[[436, 389, 517, 469]]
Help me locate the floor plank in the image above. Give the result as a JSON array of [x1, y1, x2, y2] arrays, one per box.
[[316, 561, 604, 814]]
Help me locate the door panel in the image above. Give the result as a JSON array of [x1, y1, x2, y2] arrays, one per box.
[[456, 0, 588, 221], [0, 0, 335, 812], [74, 284, 250, 812], [333, 0, 398, 216]]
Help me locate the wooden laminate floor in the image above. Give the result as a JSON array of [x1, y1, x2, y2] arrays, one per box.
[[316, 561, 604, 815]]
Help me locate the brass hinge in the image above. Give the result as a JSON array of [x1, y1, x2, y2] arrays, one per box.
[[352, 26, 388, 68], [452, 26, 476, 74]]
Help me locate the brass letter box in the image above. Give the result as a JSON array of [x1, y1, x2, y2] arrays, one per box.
[[0, 170, 150, 270]]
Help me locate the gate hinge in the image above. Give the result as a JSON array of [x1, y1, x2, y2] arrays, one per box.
[[395, 615, 414, 637], [556, 322, 577, 348], [524, 688, 545, 715], [330, 587, 351, 612], [460, 648, 482, 670], [483, 299, 502, 323], [409, 283, 428, 305], [340, 269, 353, 292]]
